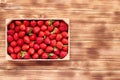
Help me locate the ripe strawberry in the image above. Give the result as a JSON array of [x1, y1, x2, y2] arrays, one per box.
[[20, 24, 26, 31], [30, 34, 37, 41], [44, 30, 50, 36], [60, 51, 67, 58], [24, 52, 31, 59], [62, 32, 68, 38], [56, 41, 63, 49], [15, 20, 21, 25], [33, 26, 40, 34], [41, 25, 47, 31], [8, 46, 14, 54], [54, 48, 60, 55], [10, 53, 17, 59], [14, 46, 21, 53], [7, 30, 14, 35], [44, 37, 50, 44], [37, 20, 44, 26], [7, 35, 13, 42], [62, 38, 68, 45], [59, 21, 68, 32], [18, 31, 25, 38], [45, 20, 51, 26], [28, 48, 35, 55], [22, 44, 29, 51], [17, 39, 24, 46], [13, 33, 19, 41], [32, 53, 39, 59], [63, 45, 68, 51], [26, 27, 32, 34], [49, 53, 58, 59], [48, 25, 54, 31], [36, 37, 43, 44], [50, 40, 56, 47], [53, 21, 60, 27], [39, 43, 47, 50], [38, 49, 43, 55], [10, 41, 17, 47], [23, 20, 29, 27], [15, 26, 20, 32], [46, 46, 53, 53], [49, 34, 56, 40], [38, 31, 44, 37], [31, 20, 36, 27], [24, 36, 30, 44], [56, 34, 62, 41], [51, 28, 60, 34], [9, 22, 15, 29], [17, 52, 22, 59], [41, 53, 48, 59], [29, 41, 34, 48], [34, 44, 40, 50]]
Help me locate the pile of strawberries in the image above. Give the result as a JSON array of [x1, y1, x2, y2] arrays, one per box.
[[7, 19, 68, 59]]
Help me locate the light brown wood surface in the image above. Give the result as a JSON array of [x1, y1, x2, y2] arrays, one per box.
[[0, 0, 120, 80]]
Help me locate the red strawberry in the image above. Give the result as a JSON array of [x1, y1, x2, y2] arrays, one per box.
[[49, 53, 58, 59], [22, 44, 29, 51], [14, 46, 21, 53], [60, 51, 67, 58], [15, 20, 21, 25], [54, 48, 60, 55], [49, 34, 56, 40], [32, 53, 39, 59], [8, 46, 14, 54], [45, 20, 51, 26], [18, 31, 25, 38], [10, 53, 17, 59], [51, 28, 60, 34], [23, 20, 29, 27], [29, 41, 34, 48], [7, 35, 13, 42], [41, 25, 47, 31], [40, 43, 47, 50], [15, 26, 20, 32], [56, 34, 62, 41], [41, 53, 48, 59], [38, 49, 43, 55], [44, 37, 50, 44], [62, 32, 68, 38], [9, 22, 15, 29], [17, 39, 24, 46], [59, 21, 68, 32], [48, 25, 54, 31], [53, 21, 60, 27], [20, 24, 26, 31], [37, 20, 44, 26], [26, 27, 32, 34], [62, 38, 68, 45], [24, 52, 31, 59], [38, 31, 44, 37], [7, 30, 14, 35], [63, 45, 68, 51], [31, 20, 36, 27], [56, 41, 63, 49], [33, 26, 40, 34], [10, 41, 17, 47], [34, 44, 40, 50], [24, 36, 30, 44], [44, 30, 50, 36], [13, 33, 19, 41], [50, 40, 56, 47], [28, 48, 35, 55], [17, 52, 22, 59], [46, 46, 53, 53], [36, 37, 43, 44], [30, 34, 37, 41]]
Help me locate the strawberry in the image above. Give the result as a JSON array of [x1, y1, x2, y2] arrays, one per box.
[[50, 40, 56, 47], [20, 24, 26, 31], [38, 49, 43, 55], [60, 51, 67, 58], [56, 34, 62, 41], [9, 22, 15, 29], [22, 44, 29, 51], [37, 20, 44, 26], [8, 46, 14, 54], [59, 21, 68, 32], [29, 41, 34, 48], [18, 31, 25, 38], [49, 34, 56, 40], [7, 30, 14, 35], [33, 26, 40, 34], [28, 48, 35, 55], [49, 53, 58, 59], [62, 38, 68, 45], [44, 37, 50, 44], [39, 43, 47, 50], [31, 20, 36, 27], [44, 30, 50, 36], [24, 36, 30, 44], [14, 46, 21, 53], [38, 31, 44, 37], [63, 45, 68, 51], [15, 20, 21, 25], [17, 52, 22, 59], [54, 48, 60, 55], [48, 25, 54, 31], [41, 25, 47, 31], [10, 41, 17, 47], [51, 28, 60, 34], [46, 46, 53, 53], [7, 35, 13, 42], [34, 44, 40, 50], [56, 41, 63, 49], [23, 20, 29, 27], [24, 52, 31, 59], [13, 33, 19, 41], [32, 53, 39, 59], [62, 32, 68, 38], [53, 21, 60, 27], [36, 37, 43, 44], [30, 34, 37, 41], [41, 53, 48, 59], [45, 20, 53, 26], [17, 39, 24, 46], [15, 26, 20, 32], [26, 27, 32, 34], [10, 53, 17, 59]]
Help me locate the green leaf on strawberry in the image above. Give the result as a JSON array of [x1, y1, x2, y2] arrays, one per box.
[[29, 29, 33, 36], [48, 53, 54, 57], [49, 20, 54, 26], [20, 51, 25, 58]]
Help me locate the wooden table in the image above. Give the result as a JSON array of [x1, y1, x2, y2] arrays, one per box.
[[0, 0, 120, 80]]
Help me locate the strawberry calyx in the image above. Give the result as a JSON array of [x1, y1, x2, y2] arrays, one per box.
[[51, 28, 56, 34], [49, 20, 54, 26], [20, 51, 26, 58], [29, 29, 33, 36], [48, 53, 54, 57]]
